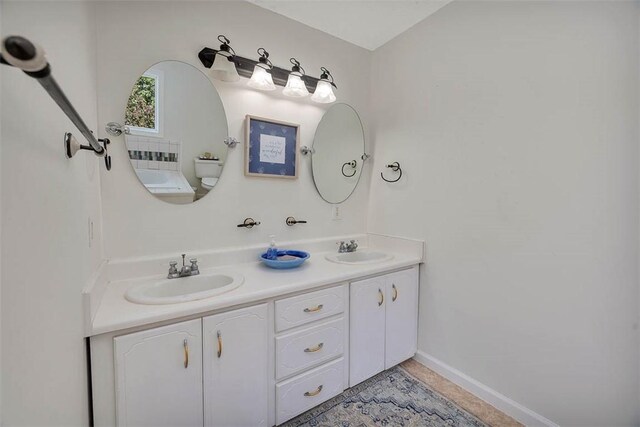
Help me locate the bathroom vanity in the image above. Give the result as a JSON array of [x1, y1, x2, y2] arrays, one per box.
[[87, 234, 424, 426], [84, 57, 420, 425]]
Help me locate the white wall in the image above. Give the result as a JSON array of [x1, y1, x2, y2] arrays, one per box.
[[1, 1, 104, 425], [95, 1, 372, 260], [368, 1, 639, 425]]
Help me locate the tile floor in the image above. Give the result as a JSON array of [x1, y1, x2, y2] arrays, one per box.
[[401, 359, 522, 427]]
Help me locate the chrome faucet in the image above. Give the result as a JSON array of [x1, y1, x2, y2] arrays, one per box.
[[168, 254, 200, 279], [338, 240, 358, 253]]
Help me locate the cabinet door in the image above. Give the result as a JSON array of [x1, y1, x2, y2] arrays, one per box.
[[203, 304, 269, 427], [114, 319, 203, 427], [385, 267, 419, 369], [349, 276, 386, 386]]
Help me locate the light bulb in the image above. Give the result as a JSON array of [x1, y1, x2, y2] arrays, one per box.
[[311, 80, 336, 103], [283, 73, 309, 97], [248, 65, 276, 91], [211, 53, 239, 82]]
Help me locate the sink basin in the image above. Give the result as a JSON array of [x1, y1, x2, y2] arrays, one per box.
[[125, 272, 244, 305], [325, 251, 394, 265]]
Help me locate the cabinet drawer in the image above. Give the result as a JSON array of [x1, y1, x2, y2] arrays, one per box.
[[276, 317, 344, 379], [275, 285, 345, 332], [275, 358, 345, 425]]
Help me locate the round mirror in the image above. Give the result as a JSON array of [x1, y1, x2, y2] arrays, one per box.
[[311, 104, 365, 204], [124, 61, 228, 204]]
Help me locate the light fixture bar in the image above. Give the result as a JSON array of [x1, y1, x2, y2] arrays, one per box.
[[198, 47, 337, 93]]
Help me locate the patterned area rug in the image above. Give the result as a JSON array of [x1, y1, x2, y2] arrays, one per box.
[[281, 366, 488, 427]]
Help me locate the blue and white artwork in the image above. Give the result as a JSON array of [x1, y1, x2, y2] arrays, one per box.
[[246, 116, 299, 178]]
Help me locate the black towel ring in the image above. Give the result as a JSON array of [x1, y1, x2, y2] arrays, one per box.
[[381, 162, 402, 183], [341, 160, 357, 177]]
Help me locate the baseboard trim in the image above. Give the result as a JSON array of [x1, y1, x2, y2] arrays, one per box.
[[413, 351, 558, 427]]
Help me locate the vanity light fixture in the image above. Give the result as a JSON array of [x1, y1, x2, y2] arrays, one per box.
[[248, 48, 276, 91], [198, 40, 338, 101], [283, 58, 309, 98], [210, 35, 240, 82], [311, 67, 337, 104]]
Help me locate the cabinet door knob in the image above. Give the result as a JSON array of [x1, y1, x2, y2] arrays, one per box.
[[304, 343, 324, 353], [303, 304, 323, 313], [378, 288, 384, 306], [392, 284, 398, 302], [217, 331, 223, 358], [183, 339, 189, 369], [304, 385, 323, 397]]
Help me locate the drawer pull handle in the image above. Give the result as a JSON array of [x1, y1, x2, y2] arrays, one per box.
[[378, 288, 384, 306], [303, 304, 323, 313], [183, 339, 189, 369], [304, 343, 324, 353], [217, 331, 223, 358], [304, 385, 323, 397], [392, 284, 398, 302]]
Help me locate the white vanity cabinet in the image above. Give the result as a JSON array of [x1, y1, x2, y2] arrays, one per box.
[[93, 263, 421, 427], [202, 304, 269, 427], [349, 266, 419, 386], [112, 304, 269, 427], [113, 319, 203, 427]]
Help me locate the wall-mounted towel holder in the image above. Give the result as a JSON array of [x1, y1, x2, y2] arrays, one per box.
[[381, 162, 402, 183], [1, 35, 112, 171], [65, 133, 111, 170], [341, 160, 357, 177]]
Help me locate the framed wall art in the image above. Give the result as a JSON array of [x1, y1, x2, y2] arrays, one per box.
[[245, 115, 300, 179]]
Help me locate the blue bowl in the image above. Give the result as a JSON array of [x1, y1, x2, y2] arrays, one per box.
[[260, 250, 310, 269]]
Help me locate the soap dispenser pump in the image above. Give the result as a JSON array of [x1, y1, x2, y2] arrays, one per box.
[[266, 235, 278, 260]]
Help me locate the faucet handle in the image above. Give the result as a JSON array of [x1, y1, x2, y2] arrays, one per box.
[[190, 258, 200, 275], [237, 218, 260, 228], [168, 261, 179, 278]]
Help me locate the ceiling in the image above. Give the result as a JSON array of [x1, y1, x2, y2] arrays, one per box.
[[248, 0, 453, 51]]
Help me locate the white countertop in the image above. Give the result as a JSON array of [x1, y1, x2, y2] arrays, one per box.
[[89, 247, 422, 336]]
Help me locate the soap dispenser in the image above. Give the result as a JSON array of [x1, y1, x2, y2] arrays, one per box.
[[266, 235, 279, 260]]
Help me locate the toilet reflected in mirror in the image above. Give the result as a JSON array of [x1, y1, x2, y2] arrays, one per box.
[[194, 158, 223, 192], [124, 60, 229, 204]]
